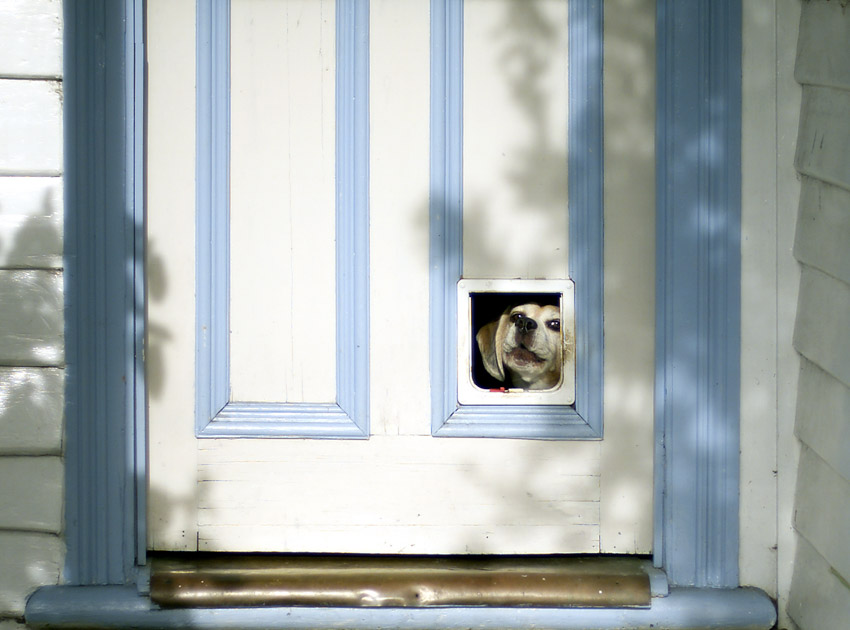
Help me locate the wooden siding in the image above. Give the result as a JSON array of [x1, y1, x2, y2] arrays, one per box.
[[0, 0, 62, 79], [0, 457, 63, 533], [795, 360, 850, 482], [789, 1, 850, 627], [788, 537, 850, 630], [0, 532, 63, 617], [0, 0, 64, 619]]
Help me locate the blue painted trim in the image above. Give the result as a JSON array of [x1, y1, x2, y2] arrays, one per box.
[[130, 0, 148, 572], [195, 0, 232, 434], [429, 0, 603, 439], [63, 0, 144, 584], [654, 0, 742, 587], [194, 0, 369, 439], [26, 585, 776, 630], [55, 0, 755, 615]]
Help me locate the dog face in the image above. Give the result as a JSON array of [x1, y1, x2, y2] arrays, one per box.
[[476, 303, 565, 390]]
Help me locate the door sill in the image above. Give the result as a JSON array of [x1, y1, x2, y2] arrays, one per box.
[[148, 553, 654, 609]]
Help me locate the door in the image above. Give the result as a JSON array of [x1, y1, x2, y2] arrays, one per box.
[[146, 0, 655, 555]]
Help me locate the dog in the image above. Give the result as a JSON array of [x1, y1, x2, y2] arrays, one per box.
[[476, 303, 566, 390]]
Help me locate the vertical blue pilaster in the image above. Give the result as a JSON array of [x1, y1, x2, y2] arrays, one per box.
[[64, 0, 145, 584], [655, 0, 742, 588]]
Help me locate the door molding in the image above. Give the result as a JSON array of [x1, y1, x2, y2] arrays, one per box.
[[429, 0, 604, 439], [195, 0, 370, 439], [46, 1, 774, 626]]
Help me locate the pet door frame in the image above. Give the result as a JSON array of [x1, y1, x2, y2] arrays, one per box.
[[429, 0, 603, 439], [457, 278, 576, 407]]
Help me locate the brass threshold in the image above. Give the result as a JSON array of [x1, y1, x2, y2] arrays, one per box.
[[150, 554, 652, 609]]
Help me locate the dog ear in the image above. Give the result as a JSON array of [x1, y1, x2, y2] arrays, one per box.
[[476, 312, 509, 382]]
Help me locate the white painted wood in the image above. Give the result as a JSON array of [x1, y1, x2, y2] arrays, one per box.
[[145, 0, 199, 552], [0, 531, 62, 617], [795, 85, 850, 191], [462, 0, 569, 280], [148, 0, 653, 556], [199, 524, 600, 556], [739, 0, 784, 594], [795, 0, 850, 91], [598, 0, 655, 555], [795, 176, 850, 286], [195, 435, 601, 554], [0, 269, 63, 366], [0, 177, 62, 269], [0, 367, 63, 455], [0, 456, 62, 533], [794, 446, 850, 584], [794, 266, 850, 388], [788, 536, 850, 630], [795, 359, 850, 484], [229, 0, 336, 404], [0, 79, 62, 175], [774, 0, 803, 624], [0, 0, 62, 79], [369, 0, 431, 437]]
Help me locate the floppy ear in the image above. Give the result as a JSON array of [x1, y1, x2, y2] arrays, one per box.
[[476, 313, 509, 382]]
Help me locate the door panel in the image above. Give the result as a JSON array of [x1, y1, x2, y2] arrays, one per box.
[[230, 0, 337, 403], [463, 0, 570, 279], [147, 0, 655, 556]]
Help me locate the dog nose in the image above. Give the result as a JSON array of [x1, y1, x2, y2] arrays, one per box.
[[514, 315, 537, 334]]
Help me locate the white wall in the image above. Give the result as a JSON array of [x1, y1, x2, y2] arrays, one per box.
[[786, 2, 850, 628], [739, 4, 802, 628], [0, 1, 65, 626]]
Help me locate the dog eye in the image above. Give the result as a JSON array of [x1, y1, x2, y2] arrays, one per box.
[[546, 319, 561, 332]]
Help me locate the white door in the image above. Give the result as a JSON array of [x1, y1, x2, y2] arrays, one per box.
[[146, 0, 656, 556]]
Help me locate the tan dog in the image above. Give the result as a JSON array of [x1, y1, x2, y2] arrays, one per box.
[[476, 303, 564, 390]]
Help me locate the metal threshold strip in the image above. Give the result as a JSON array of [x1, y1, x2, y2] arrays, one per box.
[[149, 554, 652, 609]]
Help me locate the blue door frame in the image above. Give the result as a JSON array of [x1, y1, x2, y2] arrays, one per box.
[[26, 0, 776, 628]]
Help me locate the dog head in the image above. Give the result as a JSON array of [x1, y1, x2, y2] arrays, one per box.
[[476, 303, 566, 390]]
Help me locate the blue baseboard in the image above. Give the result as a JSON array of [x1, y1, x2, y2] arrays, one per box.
[[27, 584, 775, 630]]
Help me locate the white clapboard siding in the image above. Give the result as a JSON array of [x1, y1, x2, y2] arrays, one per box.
[[0, 177, 62, 269], [0, 531, 62, 617], [0, 270, 63, 366], [795, 359, 850, 482], [795, 0, 850, 91], [793, 266, 850, 388], [0, 367, 63, 455], [788, 536, 850, 630], [0, 0, 62, 79], [794, 446, 850, 584], [0, 79, 62, 175], [0, 456, 62, 533], [795, 86, 850, 191], [794, 176, 850, 286]]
